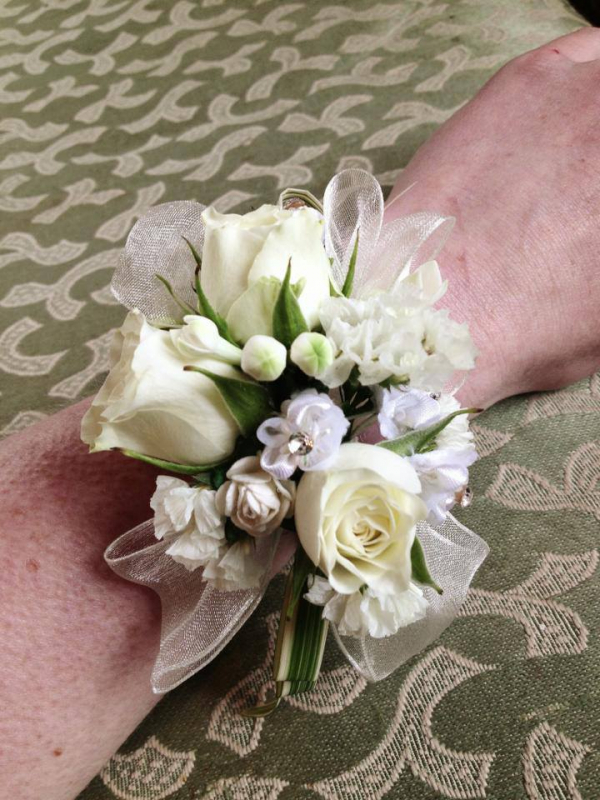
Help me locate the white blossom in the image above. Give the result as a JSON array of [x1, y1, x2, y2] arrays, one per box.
[[150, 477, 227, 570], [319, 263, 477, 392], [407, 395, 477, 524], [170, 315, 242, 365], [257, 390, 349, 480], [377, 386, 441, 440], [305, 575, 428, 638], [410, 448, 477, 525], [215, 455, 295, 537], [202, 539, 265, 592], [434, 394, 476, 451]]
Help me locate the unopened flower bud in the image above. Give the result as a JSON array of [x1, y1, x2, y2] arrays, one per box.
[[171, 315, 242, 365], [242, 335, 287, 382], [290, 332, 334, 378]]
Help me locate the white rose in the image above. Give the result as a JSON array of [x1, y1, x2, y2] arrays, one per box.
[[295, 442, 427, 595], [200, 204, 331, 342], [215, 455, 295, 537], [81, 309, 240, 466]]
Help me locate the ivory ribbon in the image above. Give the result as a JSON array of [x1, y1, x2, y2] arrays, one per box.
[[105, 523, 279, 693], [107, 169, 488, 693]]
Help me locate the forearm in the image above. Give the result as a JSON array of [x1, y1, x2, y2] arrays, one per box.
[[0, 400, 162, 800]]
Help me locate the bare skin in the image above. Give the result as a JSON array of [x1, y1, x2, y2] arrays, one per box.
[[386, 27, 600, 407], [1, 28, 600, 800]]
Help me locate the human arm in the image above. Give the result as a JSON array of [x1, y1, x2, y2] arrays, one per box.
[[2, 27, 600, 800]]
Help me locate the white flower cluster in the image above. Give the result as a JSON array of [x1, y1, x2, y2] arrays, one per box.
[[84, 178, 480, 649], [305, 575, 428, 638], [150, 462, 294, 592], [378, 387, 477, 524], [319, 261, 477, 392]]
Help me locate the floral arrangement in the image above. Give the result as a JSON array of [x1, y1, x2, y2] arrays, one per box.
[[82, 170, 488, 712]]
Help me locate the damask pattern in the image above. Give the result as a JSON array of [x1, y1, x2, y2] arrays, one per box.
[[1, 2, 597, 800]]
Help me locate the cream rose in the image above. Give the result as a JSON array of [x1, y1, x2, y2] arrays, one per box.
[[81, 309, 240, 466], [200, 204, 331, 342], [215, 455, 295, 537], [295, 443, 427, 595]]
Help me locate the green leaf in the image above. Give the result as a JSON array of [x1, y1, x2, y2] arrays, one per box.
[[184, 366, 272, 437], [278, 187, 323, 214], [411, 536, 442, 594], [210, 464, 228, 490], [287, 547, 315, 620], [329, 278, 341, 297], [224, 519, 245, 545], [243, 547, 328, 717], [242, 697, 281, 718], [378, 408, 479, 457], [291, 277, 306, 298], [192, 474, 212, 487], [155, 274, 197, 317], [117, 448, 222, 475], [182, 237, 239, 346], [272, 260, 309, 347], [341, 230, 359, 298], [275, 580, 328, 689]]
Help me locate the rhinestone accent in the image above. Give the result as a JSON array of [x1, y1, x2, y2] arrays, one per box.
[[459, 486, 473, 508], [288, 431, 314, 456]]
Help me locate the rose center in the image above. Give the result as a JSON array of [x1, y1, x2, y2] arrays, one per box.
[[353, 519, 383, 548]]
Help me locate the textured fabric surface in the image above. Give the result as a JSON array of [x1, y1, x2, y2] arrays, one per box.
[[1, 1, 597, 799]]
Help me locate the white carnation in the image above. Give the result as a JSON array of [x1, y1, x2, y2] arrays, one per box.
[[151, 476, 197, 540], [150, 477, 227, 570], [164, 526, 224, 571], [149, 476, 266, 590], [305, 575, 428, 638], [319, 263, 477, 392], [202, 540, 265, 592]]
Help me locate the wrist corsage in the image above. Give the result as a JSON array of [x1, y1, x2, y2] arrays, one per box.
[[82, 169, 488, 713]]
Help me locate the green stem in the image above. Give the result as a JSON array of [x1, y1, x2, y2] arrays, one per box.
[[243, 549, 328, 717]]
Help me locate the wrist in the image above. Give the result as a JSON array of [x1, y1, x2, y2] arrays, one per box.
[[383, 188, 522, 410]]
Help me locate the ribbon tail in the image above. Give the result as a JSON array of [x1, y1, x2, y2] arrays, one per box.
[[332, 514, 489, 682], [323, 169, 384, 291], [362, 212, 455, 296], [105, 521, 278, 693], [111, 200, 206, 326]]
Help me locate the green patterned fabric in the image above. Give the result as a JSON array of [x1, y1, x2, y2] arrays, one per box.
[[2, 1, 597, 799]]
